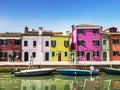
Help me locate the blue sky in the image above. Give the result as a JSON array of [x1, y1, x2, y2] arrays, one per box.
[[0, 0, 120, 33]]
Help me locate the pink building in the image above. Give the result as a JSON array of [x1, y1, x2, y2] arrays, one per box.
[[71, 24, 102, 61]]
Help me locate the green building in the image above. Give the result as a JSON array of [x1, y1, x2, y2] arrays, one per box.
[[100, 33, 110, 61]]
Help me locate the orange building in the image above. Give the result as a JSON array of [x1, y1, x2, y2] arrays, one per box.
[[107, 27, 120, 61], [110, 34, 120, 60]]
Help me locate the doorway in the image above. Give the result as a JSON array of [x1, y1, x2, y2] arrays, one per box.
[[24, 52, 29, 61], [103, 52, 107, 61], [8, 51, 13, 62], [58, 53, 61, 61], [45, 52, 49, 61], [86, 52, 90, 61]]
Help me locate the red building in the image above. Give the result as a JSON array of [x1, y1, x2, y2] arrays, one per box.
[[0, 32, 22, 61]]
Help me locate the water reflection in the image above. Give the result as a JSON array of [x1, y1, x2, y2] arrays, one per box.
[[0, 73, 120, 90]]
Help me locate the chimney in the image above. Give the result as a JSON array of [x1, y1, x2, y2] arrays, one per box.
[[38, 27, 43, 35], [100, 26, 103, 32], [32, 29, 35, 31], [25, 26, 28, 33], [71, 25, 74, 29], [66, 31, 70, 36]]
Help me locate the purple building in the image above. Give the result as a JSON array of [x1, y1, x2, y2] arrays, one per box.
[[71, 24, 102, 61]]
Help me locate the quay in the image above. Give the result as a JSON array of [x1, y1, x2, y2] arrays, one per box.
[[0, 61, 120, 69]]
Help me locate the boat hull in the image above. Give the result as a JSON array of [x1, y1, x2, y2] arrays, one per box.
[[100, 67, 120, 75], [57, 69, 99, 76], [14, 68, 55, 76]]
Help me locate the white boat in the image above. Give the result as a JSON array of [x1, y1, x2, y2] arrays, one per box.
[[13, 68, 56, 76]]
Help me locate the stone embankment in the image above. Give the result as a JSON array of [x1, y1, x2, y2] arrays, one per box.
[[0, 61, 120, 69]]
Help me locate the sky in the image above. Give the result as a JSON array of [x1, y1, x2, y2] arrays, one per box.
[[0, 0, 120, 33]]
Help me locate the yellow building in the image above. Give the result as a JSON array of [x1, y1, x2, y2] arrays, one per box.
[[50, 31, 70, 61]]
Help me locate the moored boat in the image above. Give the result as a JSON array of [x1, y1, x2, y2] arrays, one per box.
[[56, 68, 99, 76], [100, 67, 120, 75], [12, 68, 56, 76]]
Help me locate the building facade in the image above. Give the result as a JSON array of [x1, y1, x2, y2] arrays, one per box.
[[42, 30, 52, 61], [103, 27, 120, 61], [71, 24, 102, 61], [0, 32, 22, 61], [50, 32, 70, 61], [22, 27, 43, 62], [100, 33, 110, 61]]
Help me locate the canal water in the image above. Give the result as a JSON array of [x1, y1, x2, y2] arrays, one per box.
[[0, 73, 120, 90]]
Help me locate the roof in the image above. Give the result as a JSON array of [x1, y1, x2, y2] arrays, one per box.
[[103, 27, 117, 32], [100, 32, 120, 35], [0, 32, 22, 37], [42, 32, 52, 36], [22, 31, 39, 36], [76, 24, 100, 27]]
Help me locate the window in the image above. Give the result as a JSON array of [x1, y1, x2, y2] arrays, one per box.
[[64, 52, 68, 57], [51, 85, 56, 90], [45, 86, 49, 90], [93, 51, 99, 57], [110, 29, 117, 32], [78, 51, 84, 57], [13, 52, 20, 58], [0, 52, 7, 57], [103, 40, 107, 45], [113, 51, 119, 56], [51, 40, 56, 47], [93, 40, 99, 46], [1, 40, 7, 45], [32, 52, 36, 58], [33, 41, 36, 46], [77, 29, 84, 34], [113, 38, 119, 44], [64, 41, 69, 47], [77, 40, 84, 46], [93, 29, 99, 34], [52, 52, 55, 57], [45, 41, 49, 46], [24, 41, 28, 46], [14, 40, 21, 45]]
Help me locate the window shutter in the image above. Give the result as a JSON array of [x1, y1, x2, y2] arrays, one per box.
[[93, 41, 94, 46], [82, 40, 84, 46], [5, 52, 7, 57], [51, 41, 53, 46], [98, 41, 99, 46], [67, 41, 69, 46], [64, 41, 66, 46], [54, 40, 56, 46]]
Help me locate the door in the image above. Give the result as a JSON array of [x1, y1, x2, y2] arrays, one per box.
[[45, 52, 49, 61], [8, 51, 13, 62], [24, 52, 29, 61], [70, 53, 75, 61], [58, 53, 61, 61], [86, 52, 90, 61], [103, 52, 107, 61]]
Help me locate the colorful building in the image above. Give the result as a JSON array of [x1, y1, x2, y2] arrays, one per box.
[[50, 32, 70, 61], [100, 32, 110, 61], [71, 24, 102, 61], [0, 32, 22, 61], [102, 27, 120, 61], [109, 29, 120, 61], [42, 30, 52, 61], [22, 27, 43, 62]]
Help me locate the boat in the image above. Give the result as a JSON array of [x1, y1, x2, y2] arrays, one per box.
[[56, 68, 99, 76], [100, 67, 120, 75], [12, 68, 56, 76]]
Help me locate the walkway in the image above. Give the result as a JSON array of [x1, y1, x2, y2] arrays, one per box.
[[0, 61, 120, 66]]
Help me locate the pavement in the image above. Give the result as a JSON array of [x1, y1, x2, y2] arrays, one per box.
[[0, 61, 120, 66]]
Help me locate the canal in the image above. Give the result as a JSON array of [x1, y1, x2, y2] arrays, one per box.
[[0, 73, 120, 90]]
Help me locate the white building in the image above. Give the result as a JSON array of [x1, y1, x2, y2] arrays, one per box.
[[22, 27, 43, 62], [42, 31, 52, 61]]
